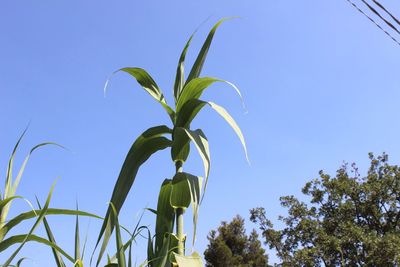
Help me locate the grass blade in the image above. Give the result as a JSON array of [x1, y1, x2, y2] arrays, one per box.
[[0, 209, 101, 241], [37, 198, 66, 267], [3, 182, 55, 265]]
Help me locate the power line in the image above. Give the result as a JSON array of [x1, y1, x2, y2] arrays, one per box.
[[345, 0, 400, 46]]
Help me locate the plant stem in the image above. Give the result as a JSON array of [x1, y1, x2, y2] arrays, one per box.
[[175, 160, 185, 256]]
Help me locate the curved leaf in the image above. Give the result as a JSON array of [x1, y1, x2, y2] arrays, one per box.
[[0, 234, 74, 263], [178, 128, 210, 184], [3, 182, 55, 266], [2, 135, 63, 227], [114, 67, 175, 121], [176, 77, 243, 113], [0, 209, 101, 241], [177, 100, 248, 163], [94, 125, 172, 266]]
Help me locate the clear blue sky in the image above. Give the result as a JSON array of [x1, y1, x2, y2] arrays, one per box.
[[1, 1, 400, 265]]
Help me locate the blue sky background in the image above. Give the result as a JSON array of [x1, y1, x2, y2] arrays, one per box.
[[1, 0, 400, 265]]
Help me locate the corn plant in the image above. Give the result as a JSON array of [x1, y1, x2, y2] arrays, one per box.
[[0, 131, 101, 266], [95, 18, 247, 267]]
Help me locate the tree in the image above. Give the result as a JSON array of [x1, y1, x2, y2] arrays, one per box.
[[250, 153, 400, 266], [204, 215, 269, 267]]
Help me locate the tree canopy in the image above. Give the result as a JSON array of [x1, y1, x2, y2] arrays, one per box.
[[250, 153, 400, 266], [204, 215, 269, 267]]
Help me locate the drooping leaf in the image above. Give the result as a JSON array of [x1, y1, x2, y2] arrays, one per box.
[[185, 18, 230, 85], [94, 126, 172, 267], [114, 67, 175, 121], [0, 209, 101, 241], [173, 251, 203, 267], [177, 128, 210, 184], [176, 77, 243, 114], [177, 99, 248, 164], [0, 234, 74, 263], [186, 174, 202, 246]]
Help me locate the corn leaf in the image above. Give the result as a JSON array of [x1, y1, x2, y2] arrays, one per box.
[[177, 128, 210, 185], [94, 125, 172, 267], [154, 179, 174, 256], [170, 173, 191, 209], [176, 77, 243, 113], [185, 18, 229, 86], [173, 251, 203, 267], [117, 67, 175, 121], [110, 203, 126, 267], [186, 174, 202, 246], [174, 34, 194, 102], [171, 128, 190, 163]]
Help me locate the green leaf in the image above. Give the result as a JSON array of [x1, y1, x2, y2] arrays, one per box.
[[2, 132, 63, 227], [171, 127, 190, 163], [185, 18, 230, 85], [173, 251, 203, 267], [36, 198, 66, 267], [3, 182, 55, 266], [178, 128, 210, 185], [0, 209, 101, 241], [114, 67, 175, 121], [170, 172, 203, 247], [0, 234, 74, 263], [154, 179, 174, 256], [170, 173, 191, 209], [110, 203, 126, 267], [207, 101, 248, 163], [74, 203, 81, 262], [174, 33, 194, 102], [94, 126, 172, 267], [176, 77, 243, 114], [178, 99, 248, 164], [186, 174, 202, 247]]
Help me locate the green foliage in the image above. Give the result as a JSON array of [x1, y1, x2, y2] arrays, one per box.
[[95, 18, 247, 266], [250, 153, 400, 266], [204, 215, 269, 267]]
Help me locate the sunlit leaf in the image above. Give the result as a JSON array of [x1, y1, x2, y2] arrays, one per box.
[[173, 251, 203, 267], [185, 18, 231, 85], [94, 125, 172, 266]]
